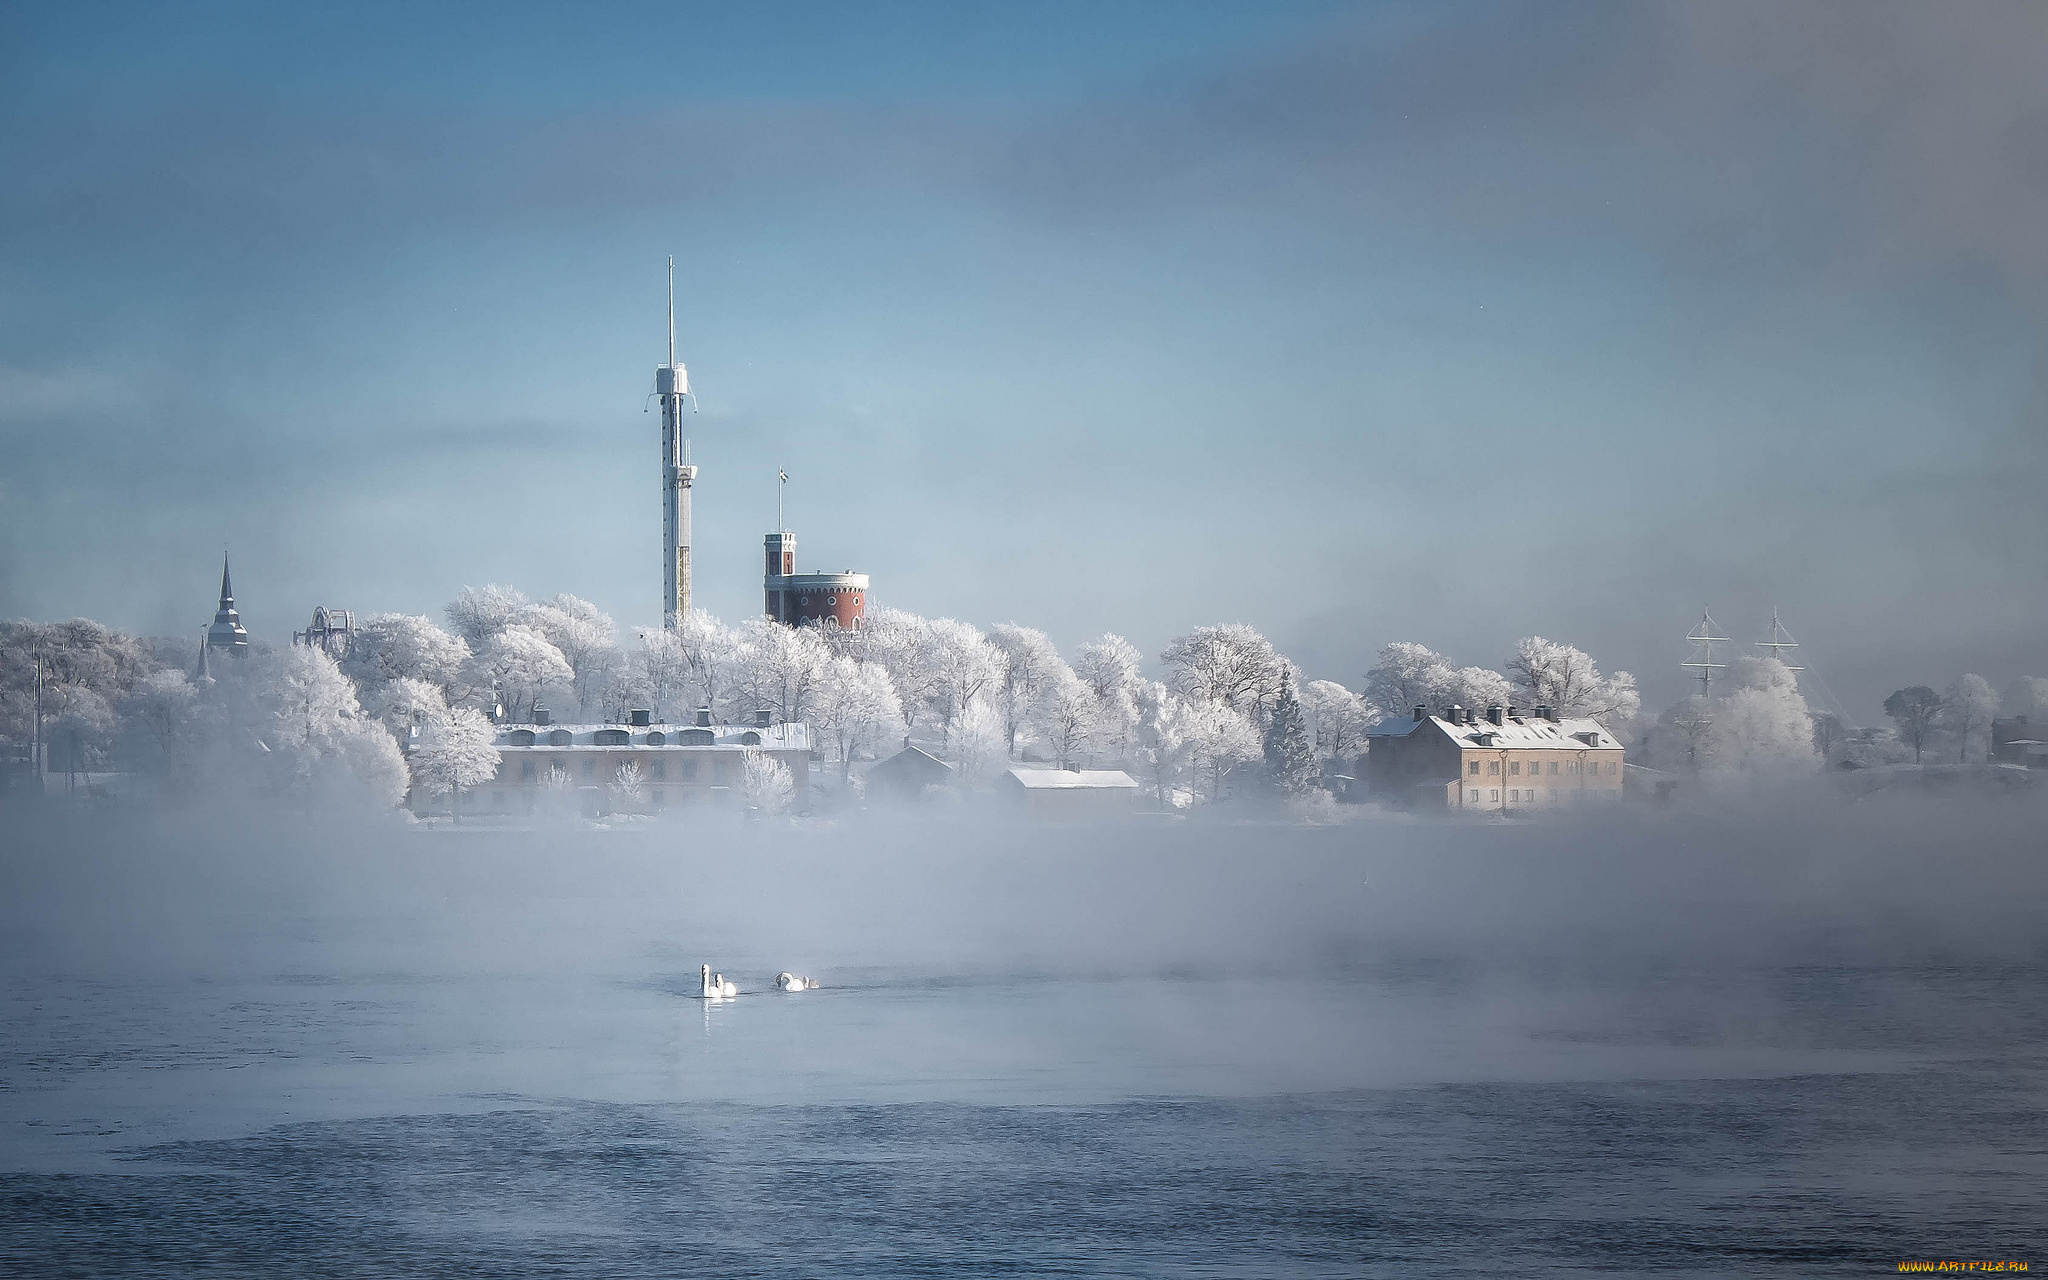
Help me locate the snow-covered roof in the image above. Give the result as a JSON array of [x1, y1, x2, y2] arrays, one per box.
[[494, 721, 810, 752], [1367, 714, 1621, 751], [1005, 768, 1139, 790]]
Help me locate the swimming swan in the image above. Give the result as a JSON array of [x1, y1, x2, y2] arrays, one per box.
[[774, 972, 817, 992], [699, 963, 738, 999]]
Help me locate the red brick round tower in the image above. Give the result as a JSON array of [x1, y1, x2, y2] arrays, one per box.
[[764, 530, 868, 630]]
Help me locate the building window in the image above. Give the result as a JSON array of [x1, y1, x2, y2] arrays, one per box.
[[651, 788, 664, 808], [1605, 762, 1617, 775], [1489, 789, 1499, 802], [1468, 760, 1481, 776], [1467, 789, 1480, 802], [650, 760, 666, 780], [740, 731, 762, 746], [582, 758, 596, 780], [520, 760, 536, 781], [1548, 762, 1559, 775], [1549, 788, 1559, 801], [1509, 761, 1520, 776], [1487, 761, 1500, 775], [680, 759, 698, 780]]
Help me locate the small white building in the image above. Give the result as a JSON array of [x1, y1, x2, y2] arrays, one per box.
[[1001, 766, 1141, 818], [1364, 704, 1624, 813]]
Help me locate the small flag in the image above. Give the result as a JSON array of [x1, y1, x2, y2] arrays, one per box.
[[778, 470, 789, 482]]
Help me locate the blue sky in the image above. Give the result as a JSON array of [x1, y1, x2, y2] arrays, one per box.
[[3, 0, 2043, 717]]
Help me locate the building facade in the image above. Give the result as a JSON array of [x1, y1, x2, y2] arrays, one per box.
[[763, 530, 868, 630], [1001, 766, 1141, 817], [1365, 704, 1624, 812], [1991, 716, 2048, 768], [458, 710, 811, 815]]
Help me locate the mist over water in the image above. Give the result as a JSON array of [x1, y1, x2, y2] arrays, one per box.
[[3, 797, 2045, 1275]]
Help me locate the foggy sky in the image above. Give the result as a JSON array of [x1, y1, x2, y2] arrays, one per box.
[[3, 0, 2044, 718]]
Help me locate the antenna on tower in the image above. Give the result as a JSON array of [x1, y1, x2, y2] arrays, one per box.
[[1681, 609, 1731, 696], [666, 255, 676, 370], [1756, 608, 1804, 671]]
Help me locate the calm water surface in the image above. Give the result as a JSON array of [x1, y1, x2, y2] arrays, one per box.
[[1, 818, 2043, 1276]]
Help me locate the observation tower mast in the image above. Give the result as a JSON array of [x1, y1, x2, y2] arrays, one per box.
[[656, 257, 698, 631]]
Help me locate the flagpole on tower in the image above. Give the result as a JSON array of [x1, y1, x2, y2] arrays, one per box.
[[778, 469, 788, 535]]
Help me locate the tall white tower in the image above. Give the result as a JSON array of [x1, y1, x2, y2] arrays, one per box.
[[656, 257, 698, 631]]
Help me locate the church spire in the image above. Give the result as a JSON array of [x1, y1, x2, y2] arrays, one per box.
[[206, 552, 250, 656]]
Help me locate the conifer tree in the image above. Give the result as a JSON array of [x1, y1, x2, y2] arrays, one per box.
[[1262, 675, 1319, 795]]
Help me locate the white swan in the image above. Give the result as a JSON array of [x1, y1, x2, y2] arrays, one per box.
[[774, 972, 817, 992], [699, 963, 739, 999]]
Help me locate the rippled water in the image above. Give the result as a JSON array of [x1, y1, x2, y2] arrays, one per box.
[[2, 811, 2044, 1275]]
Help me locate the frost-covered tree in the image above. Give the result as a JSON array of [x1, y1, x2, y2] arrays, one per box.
[[1883, 686, 1944, 765], [730, 618, 830, 724], [1362, 642, 1459, 718], [674, 610, 742, 719], [1261, 677, 1319, 795], [1073, 633, 1143, 764], [862, 606, 942, 740], [812, 655, 902, 782], [1134, 682, 1201, 808], [1039, 671, 1099, 768], [923, 617, 1002, 750], [1941, 673, 2000, 762], [446, 584, 529, 651], [951, 698, 1007, 783], [1187, 699, 1262, 803], [988, 623, 1064, 757], [406, 704, 501, 820], [518, 596, 616, 716], [121, 669, 200, 767], [268, 646, 409, 808], [343, 614, 470, 694], [465, 624, 573, 722], [739, 747, 795, 815], [1706, 658, 1817, 779], [362, 675, 446, 741], [610, 761, 647, 811], [636, 628, 691, 721], [1506, 637, 1640, 730], [1448, 666, 1515, 714], [1299, 679, 1375, 768], [1162, 624, 1292, 721], [1640, 695, 1716, 774]]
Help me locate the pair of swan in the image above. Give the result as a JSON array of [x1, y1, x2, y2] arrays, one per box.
[[698, 964, 738, 999], [698, 963, 821, 997]]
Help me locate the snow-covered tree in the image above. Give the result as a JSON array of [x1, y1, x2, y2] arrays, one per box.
[[812, 655, 902, 782], [465, 624, 573, 722], [1506, 637, 1640, 730], [730, 618, 830, 724], [1261, 676, 1319, 795], [674, 609, 742, 719], [1187, 699, 1262, 803], [1134, 681, 1201, 807], [268, 645, 409, 807], [1448, 666, 1515, 714], [636, 628, 691, 721], [121, 668, 200, 766], [951, 698, 1007, 783], [406, 704, 502, 820], [1072, 632, 1143, 762], [988, 623, 1064, 758], [343, 613, 470, 693], [1299, 679, 1374, 768], [923, 617, 1002, 750], [1162, 624, 1292, 721], [1705, 657, 1817, 778], [1941, 673, 2000, 762], [1362, 642, 1456, 718], [860, 606, 942, 740], [446, 584, 529, 651], [1883, 686, 1944, 765], [1039, 671, 1098, 768], [739, 747, 794, 816], [518, 596, 616, 716], [362, 675, 447, 741], [610, 761, 647, 811], [1639, 695, 1715, 774]]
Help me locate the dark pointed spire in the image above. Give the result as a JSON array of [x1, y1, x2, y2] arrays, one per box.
[[207, 551, 249, 656]]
